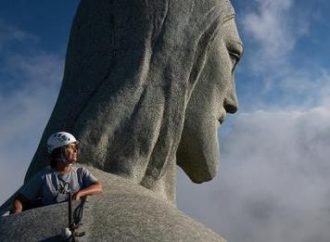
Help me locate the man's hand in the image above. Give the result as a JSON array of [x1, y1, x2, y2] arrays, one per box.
[[72, 191, 82, 201], [72, 181, 102, 201], [13, 199, 23, 214]]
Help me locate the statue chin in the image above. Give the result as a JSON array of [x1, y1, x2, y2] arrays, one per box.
[[177, 116, 219, 183]]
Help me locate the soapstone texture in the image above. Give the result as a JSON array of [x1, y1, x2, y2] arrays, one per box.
[[24, 0, 241, 203], [1, 0, 243, 240], [0, 167, 226, 242]]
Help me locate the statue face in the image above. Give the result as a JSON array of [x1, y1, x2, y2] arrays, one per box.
[[177, 15, 243, 183]]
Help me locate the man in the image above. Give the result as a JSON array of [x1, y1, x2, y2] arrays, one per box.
[[13, 132, 102, 213]]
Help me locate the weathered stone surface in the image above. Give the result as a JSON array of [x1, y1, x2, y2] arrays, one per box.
[[0, 166, 225, 242], [25, 0, 242, 202], [1, 0, 243, 240]]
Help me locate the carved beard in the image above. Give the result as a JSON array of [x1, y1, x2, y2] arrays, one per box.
[[177, 58, 221, 183], [177, 13, 240, 183]]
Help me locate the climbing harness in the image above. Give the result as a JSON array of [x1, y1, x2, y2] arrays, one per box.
[[60, 183, 86, 242]]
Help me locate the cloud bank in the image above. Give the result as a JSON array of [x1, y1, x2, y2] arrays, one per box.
[[177, 103, 330, 242], [177, 1, 330, 242], [241, 0, 309, 69]]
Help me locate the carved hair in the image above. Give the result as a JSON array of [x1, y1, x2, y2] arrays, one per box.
[[26, 0, 235, 193]]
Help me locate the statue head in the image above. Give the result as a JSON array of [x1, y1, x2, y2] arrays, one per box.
[[177, 5, 243, 183], [26, 0, 243, 200]]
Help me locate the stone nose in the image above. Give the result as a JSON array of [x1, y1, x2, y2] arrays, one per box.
[[224, 86, 239, 114]]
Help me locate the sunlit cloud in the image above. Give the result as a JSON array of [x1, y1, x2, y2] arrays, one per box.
[[240, 0, 309, 72], [235, 0, 323, 111], [243, 0, 294, 58]]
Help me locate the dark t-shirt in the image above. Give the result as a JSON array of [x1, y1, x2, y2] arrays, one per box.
[[18, 166, 97, 205]]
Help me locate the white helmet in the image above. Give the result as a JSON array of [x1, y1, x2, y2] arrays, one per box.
[[47, 131, 78, 154]]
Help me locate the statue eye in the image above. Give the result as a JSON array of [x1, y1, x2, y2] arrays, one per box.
[[227, 41, 243, 70], [229, 51, 240, 66]]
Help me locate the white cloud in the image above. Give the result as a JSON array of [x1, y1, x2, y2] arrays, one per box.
[[280, 69, 330, 105], [0, 24, 63, 204], [0, 53, 63, 149], [243, 0, 294, 58], [259, 69, 330, 109], [240, 0, 309, 73], [175, 2, 330, 241], [177, 103, 330, 242], [235, 0, 328, 110]]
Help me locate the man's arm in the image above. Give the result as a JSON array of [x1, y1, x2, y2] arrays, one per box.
[[73, 181, 102, 200], [12, 170, 44, 213]]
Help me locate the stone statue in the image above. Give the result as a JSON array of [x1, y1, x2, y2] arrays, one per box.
[[26, 0, 242, 202], [0, 0, 243, 241]]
